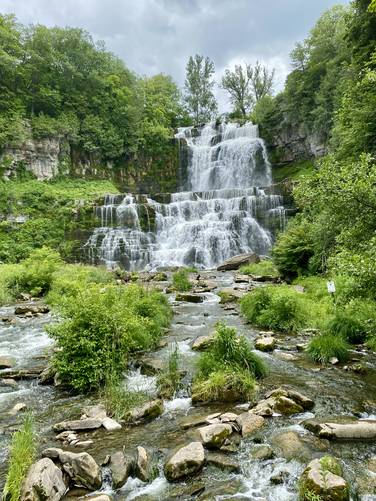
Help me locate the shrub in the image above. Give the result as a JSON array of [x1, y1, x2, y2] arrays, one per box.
[[306, 333, 350, 363], [3, 415, 36, 501], [48, 284, 172, 392], [172, 269, 192, 292], [192, 323, 267, 402], [241, 286, 305, 332], [324, 310, 366, 344], [240, 260, 279, 277], [157, 346, 181, 399]]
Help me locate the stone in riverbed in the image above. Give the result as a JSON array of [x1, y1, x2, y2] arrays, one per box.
[[53, 418, 103, 432], [191, 334, 215, 351], [175, 293, 204, 303], [254, 336, 276, 352], [217, 252, 260, 271], [300, 457, 349, 501], [272, 431, 312, 462], [303, 418, 376, 440], [127, 399, 164, 423], [134, 446, 150, 482], [14, 304, 49, 316], [206, 452, 240, 472], [21, 458, 67, 501], [164, 442, 205, 481], [198, 423, 233, 449], [250, 387, 313, 417], [236, 412, 265, 437], [251, 444, 274, 460], [110, 451, 134, 489], [0, 356, 16, 369], [102, 417, 122, 431], [58, 450, 101, 490]]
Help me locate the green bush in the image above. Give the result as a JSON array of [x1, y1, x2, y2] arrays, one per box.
[[3, 415, 36, 501], [241, 286, 305, 333], [172, 269, 192, 292], [192, 323, 267, 402], [306, 333, 350, 364], [324, 310, 366, 344], [48, 284, 172, 392], [240, 260, 279, 277]]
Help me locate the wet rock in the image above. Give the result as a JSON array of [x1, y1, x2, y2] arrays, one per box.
[[14, 304, 49, 316], [134, 446, 150, 482], [303, 418, 376, 440], [82, 404, 107, 420], [110, 451, 134, 489], [251, 444, 274, 460], [218, 288, 244, 301], [273, 396, 304, 415], [164, 442, 205, 481], [275, 352, 299, 362], [0, 378, 17, 387], [39, 365, 56, 385], [206, 452, 240, 472], [21, 457, 67, 501], [58, 450, 101, 490], [197, 478, 246, 500], [251, 387, 313, 417], [0, 356, 16, 369], [191, 334, 215, 351], [102, 417, 122, 431], [219, 412, 238, 423], [255, 336, 276, 352], [234, 274, 251, 283], [236, 412, 265, 437], [53, 419, 103, 432], [300, 457, 349, 501], [9, 402, 27, 415], [270, 470, 290, 485], [127, 399, 164, 423], [175, 293, 204, 303], [198, 423, 233, 449], [85, 496, 112, 501], [217, 252, 260, 271], [272, 431, 312, 462], [330, 357, 339, 365], [137, 356, 164, 375]]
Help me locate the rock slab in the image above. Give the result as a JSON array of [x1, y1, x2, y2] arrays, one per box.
[[164, 442, 205, 481], [20, 458, 67, 501]]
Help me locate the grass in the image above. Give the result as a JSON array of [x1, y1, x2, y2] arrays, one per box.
[[157, 346, 181, 399], [324, 311, 365, 344], [172, 269, 192, 292], [306, 333, 350, 364], [272, 159, 314, 184], [192, 323, 267, 403], [240, 260, 279, 277], [3, 415, 36, 501], [101, 379, 148, 421]]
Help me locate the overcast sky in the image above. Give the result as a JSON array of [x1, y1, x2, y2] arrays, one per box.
[[0, 0, 349, 111]]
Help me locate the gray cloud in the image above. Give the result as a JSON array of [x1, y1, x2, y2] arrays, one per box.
[[0, 0, 349, 110]]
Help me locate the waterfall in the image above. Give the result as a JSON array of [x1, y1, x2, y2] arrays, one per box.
[[84, 121, 286, 270]]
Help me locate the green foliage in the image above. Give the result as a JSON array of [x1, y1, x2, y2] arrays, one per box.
[[157, 346, 181, 399], [172, 269, 192, 292], [48, 284, 171, 392], [306, 333, 350, 364], [272, 160, 314, 184], [101, 378, 148, 421], [324, 311, 366, 344], [184, 54, 217, 123], [192, 368, 256, 403], [240, 260, 279, 278], [241, 286, 305, 333], [3, 414, 36, 501], [197, 323, 267, 380]]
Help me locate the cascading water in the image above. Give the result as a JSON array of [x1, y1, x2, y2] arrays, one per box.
[[85, 121, 286, 270]]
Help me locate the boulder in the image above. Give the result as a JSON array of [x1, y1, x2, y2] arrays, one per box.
[[300, 457, 349, 501], [20, 458, 67, 501], [198, 423, 233, 449], [0, 356, 16, 369], [134, 446, 149, 482], [9, 402, 27, 415], [266, 388, 314, 410], [303, 419, 376, 440], [82, 404, 107, 420], [191, 334, 215, 351], [110, 451, 133, 489], [251, 444, 274, 460], [254, 336, 276, 352], [102, 417, 122, 431], [236, 412, 265, 437], [15, 305, 49, 316], [175, 293, 204, 303], [272, 431, 313, 462], [58, 450, 101, 490], [53, 419, 103, 432], [164, 442, 205, 481], [250, 387, 313, 417], [217, 253, 260, 271], [206, 453, 240, 472], [127, 399, 164, 422], [219, 412, 238, 423]]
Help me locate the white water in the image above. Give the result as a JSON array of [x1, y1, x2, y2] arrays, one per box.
[[85, 121, 286, 270]]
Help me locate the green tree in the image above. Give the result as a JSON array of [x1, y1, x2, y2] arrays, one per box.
[[221, 64, 254, 117], [249, 61, 275, 102], [184, 54, 217, 124]]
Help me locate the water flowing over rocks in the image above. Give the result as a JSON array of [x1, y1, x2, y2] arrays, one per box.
[[85, 122, 287, 270], [164, 442, 205, 481]]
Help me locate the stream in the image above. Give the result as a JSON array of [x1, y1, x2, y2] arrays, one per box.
[[1, 271, 376, 500]]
